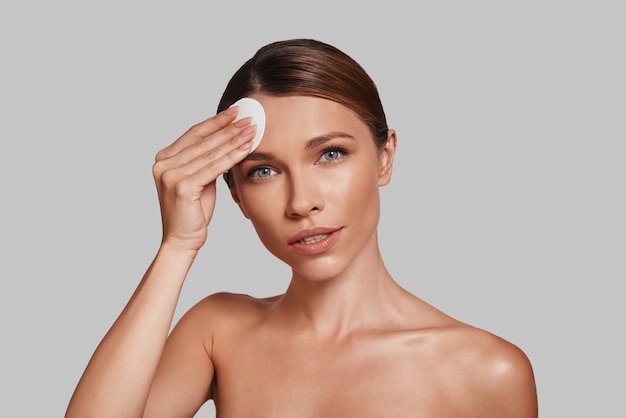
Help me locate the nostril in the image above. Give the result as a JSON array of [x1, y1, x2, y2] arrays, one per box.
[[287, 204, 321, 219]]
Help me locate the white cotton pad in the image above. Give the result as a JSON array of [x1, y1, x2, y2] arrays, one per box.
[[230, 97, 265, 153]]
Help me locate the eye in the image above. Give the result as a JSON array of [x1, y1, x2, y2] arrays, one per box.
[[247, 166, 276, 181], [319, 146, 348, 164]]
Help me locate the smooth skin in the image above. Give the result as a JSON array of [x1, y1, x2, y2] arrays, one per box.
[[66, 96, 538, 418]]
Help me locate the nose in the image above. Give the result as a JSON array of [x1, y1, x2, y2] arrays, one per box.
[[285, 171, 323, 218]]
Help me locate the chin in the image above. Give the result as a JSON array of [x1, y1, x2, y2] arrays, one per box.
[[290, 256, 351, 283]]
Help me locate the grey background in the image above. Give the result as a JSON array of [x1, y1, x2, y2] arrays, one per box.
[[1, 1, 624, 417]]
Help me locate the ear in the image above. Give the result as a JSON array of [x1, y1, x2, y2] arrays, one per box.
[[378, 129, 397, 186]]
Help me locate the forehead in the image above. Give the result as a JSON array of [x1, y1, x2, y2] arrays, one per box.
[[249, 95, 371, 150]]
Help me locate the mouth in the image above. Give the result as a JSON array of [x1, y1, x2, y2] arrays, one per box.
[[297, 234, 330, 244], [288, 227, 343, 255]]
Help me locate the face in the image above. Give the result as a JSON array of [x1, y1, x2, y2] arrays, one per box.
[[230, 95, 395, 282]]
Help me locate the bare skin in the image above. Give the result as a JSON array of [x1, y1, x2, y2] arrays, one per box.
[[66, 96, 538, 418]]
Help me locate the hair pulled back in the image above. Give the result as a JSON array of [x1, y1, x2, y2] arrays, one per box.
[[217, 39, 389, 148]]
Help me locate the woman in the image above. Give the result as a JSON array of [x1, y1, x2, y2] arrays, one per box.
[[66, 39, 538, 417]]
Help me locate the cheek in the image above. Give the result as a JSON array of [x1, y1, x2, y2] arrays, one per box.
[[238, 187, 285, 240], [336, 160, 381, 206], [239, 190, 291, 262], [239, 188, 280, 224]]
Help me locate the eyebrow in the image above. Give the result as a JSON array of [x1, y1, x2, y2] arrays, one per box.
[[304, 131, 356, 150], [243, 131, 356, 162]]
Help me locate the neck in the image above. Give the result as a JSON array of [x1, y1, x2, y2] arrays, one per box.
[[275, 247, 405, 339]]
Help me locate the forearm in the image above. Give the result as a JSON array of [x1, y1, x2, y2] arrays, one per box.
[[66, 243, 198, 418]]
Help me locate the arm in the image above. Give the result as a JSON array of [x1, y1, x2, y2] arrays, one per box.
[[65, 244, 198, 418], [143, 296, 218, 418], [65, 107, 257, 417]]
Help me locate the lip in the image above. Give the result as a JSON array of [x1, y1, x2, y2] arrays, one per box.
[[288, 227, 344, 255]]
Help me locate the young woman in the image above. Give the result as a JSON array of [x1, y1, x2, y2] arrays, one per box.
[[66, 39, 538, 417]]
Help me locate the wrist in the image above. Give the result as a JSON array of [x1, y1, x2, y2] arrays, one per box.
[[158, 239, 201, 259]]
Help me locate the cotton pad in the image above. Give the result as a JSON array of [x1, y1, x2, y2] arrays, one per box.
[[230, 97, 265, 153]]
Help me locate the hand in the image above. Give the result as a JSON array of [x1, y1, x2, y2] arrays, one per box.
[[152, 107, 256, 251]]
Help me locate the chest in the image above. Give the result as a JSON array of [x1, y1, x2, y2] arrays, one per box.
[[211, 331, 458, 418]]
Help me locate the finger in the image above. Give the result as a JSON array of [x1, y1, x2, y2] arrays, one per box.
[[162, 116, 254, 169], [156, 107, 239, 160], [153, 121, 255, 184], [174, 125, 256, 180], [155, 125, 256, 192], [177, 132, 255, 192]]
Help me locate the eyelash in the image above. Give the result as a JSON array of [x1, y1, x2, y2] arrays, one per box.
[[319, 146, 348, 164], [245, 145, 349, 181]]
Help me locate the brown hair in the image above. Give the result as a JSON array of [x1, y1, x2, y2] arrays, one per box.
[[219, 39, 389, 186]]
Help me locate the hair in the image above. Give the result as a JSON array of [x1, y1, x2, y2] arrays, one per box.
[[219, 38, 389, 187]]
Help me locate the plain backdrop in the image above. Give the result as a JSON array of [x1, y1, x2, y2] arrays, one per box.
[[1, 1, 624, 417]]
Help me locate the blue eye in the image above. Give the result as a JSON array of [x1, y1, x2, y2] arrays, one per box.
[[248, 166, 276, 180], [320, 147, 347, 163]]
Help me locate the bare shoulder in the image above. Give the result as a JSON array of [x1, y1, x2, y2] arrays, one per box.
[[195, 291, 280, 313], [394, 294, 537, 416], [177, 291, 280, 335], [434, 323, 538, 417], [450, 324, 536, 385]]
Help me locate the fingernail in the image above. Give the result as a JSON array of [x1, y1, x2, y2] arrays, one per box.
[[223, 107, 238, 116], [234, 116, 252, 128], [239, 140, 253, 151], [239, 125, 256, 137]]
